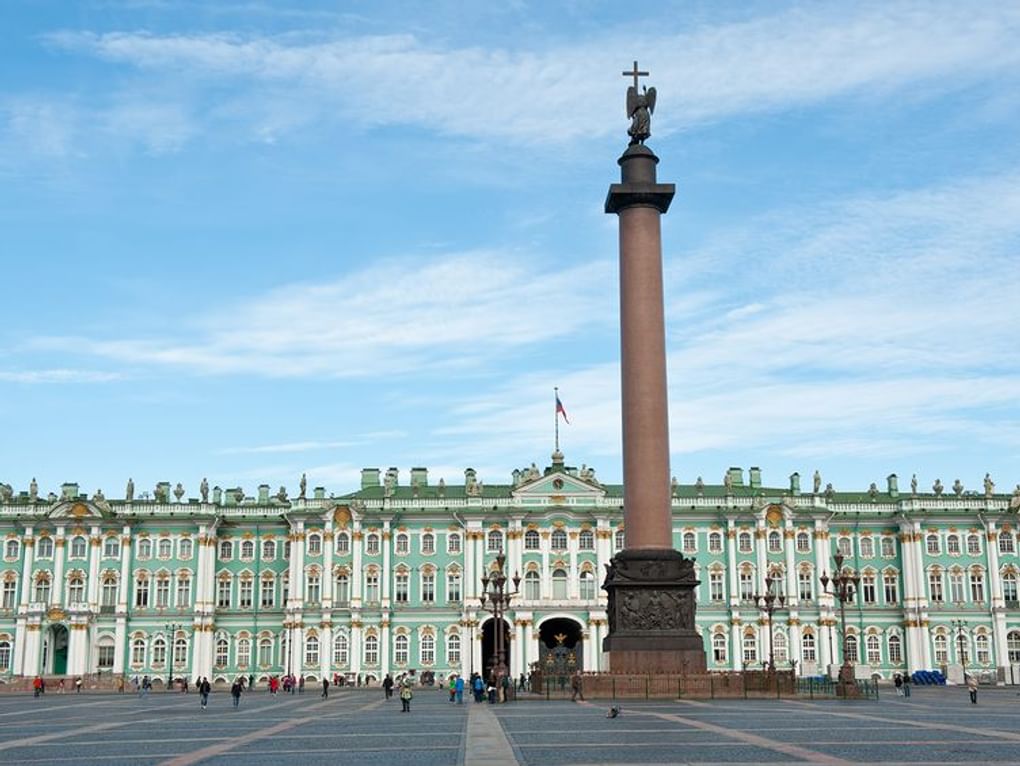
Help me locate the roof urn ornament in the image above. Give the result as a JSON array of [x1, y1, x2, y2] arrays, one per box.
[[233, 487, 245, 504], [174, 483, 185, 502], [933, 478, 944, 496], [868, 483, 878, 501], [694, 476, 705, 496], [29, 477, 38, 503], [824, 483, 835, 501], [276, 485, 288, 502], [125, 478, 134, 503], [984, 473, 995, 498], [200, 478, 209, 503], [911, 474, 918, 496], [671, 475, 679, 497], [953, 479, 964, 497], [437, 478, 446, 499], [813, 470, 822, 495]]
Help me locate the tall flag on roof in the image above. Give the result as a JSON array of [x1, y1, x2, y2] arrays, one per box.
[[556, 393, 570, 424], [554, 387, 568, 454]]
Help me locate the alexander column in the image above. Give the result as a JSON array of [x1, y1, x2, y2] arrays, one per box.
[[602, 63, 706, 673]]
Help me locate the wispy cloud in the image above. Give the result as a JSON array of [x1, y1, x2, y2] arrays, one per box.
[[0, 369, 123, 384], [34, 2, 1020, 149], [217, 440, 358, 455]]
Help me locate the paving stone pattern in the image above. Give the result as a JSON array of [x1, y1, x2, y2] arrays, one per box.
[[2, 686, 1020, 765]]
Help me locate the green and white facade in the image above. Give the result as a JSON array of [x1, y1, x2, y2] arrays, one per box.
[[2, 456, 1020, 684]]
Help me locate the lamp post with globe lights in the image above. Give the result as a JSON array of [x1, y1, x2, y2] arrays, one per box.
[[820, 553, 860, 695], [479, 552, 520, 689]]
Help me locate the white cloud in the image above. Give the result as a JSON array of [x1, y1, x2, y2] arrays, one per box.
[[217, 440, 359, 455], [0, 369, 123, 384]]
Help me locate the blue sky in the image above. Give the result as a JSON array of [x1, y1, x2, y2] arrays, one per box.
[[2, 1, 1019, 499]]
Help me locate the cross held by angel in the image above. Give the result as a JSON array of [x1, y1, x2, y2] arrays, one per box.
[[623, 61, 656, 145]]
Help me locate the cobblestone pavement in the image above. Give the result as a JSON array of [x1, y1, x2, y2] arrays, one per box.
[[2, 686, 1020, 765]]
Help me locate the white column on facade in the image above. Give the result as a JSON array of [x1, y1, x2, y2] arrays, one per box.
[[983, 519, 1009, 674], [730, 621, 742, 671], [51, 528, 66, 607], [351, 523, 363, 605], [380, 618, 390, 679], [12, 623, 27, 677], [510, 520, 523, 582], [514, 618, 526, 674], [540, 532, 551, 598], [595, 523, 611, 587], [113, 617, 127, 675], [18, 526, 35, 606], [814, 520, 833, 670], [381, 521, 391, 606], [590, 620, 601, 672], [67, 622, 87, 676], [292, 625, 306, 679], [784, 520, 797, 607], [463, 526, 476, 602], [474, 621, 484, 676], [726, 521, 739, 603], [113, 525, 133, 677], [320, 624, 332, 679], [323, 521, 334, 607], [789, 621, 802, 676], [350, 621, 362, 678], [568, 531, 579, 600], [290, 520, 305, 605], [909, 522, 933, 669], [755, 518, 767, 586], [87, 526, 102, 608]]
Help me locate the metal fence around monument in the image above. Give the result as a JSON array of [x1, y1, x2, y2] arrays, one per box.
[[528, 672, 878, 701]]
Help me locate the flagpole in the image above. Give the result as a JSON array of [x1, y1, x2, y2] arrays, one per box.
[[554, 386, 560, 453]]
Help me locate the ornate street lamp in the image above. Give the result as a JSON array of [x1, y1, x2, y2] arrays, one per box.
[[479, 552, 520, 685], [754, 575, 786, 674], [951, 618, 968, 678], [164, 622, 181, 691], [820, 553, 860, 694]]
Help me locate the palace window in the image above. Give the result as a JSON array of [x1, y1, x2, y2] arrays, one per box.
[[447, 533, 461, 554], [394, 634, 409, 664], [138, 539, 152, 559], [173, 637, 187, 666], [306, 573, 321, 604], [262, 540, 275, 560], [1009, 631, 1020, 663], [448, 633, 461, 665], [97, 638, 115, 669], [422, 573, 435, 603], [802, 632, 817, 663], [239, 579, 253, 609], [970, 571, 985, 603], [712, 633, 727, 663], [926, 535, 940, 555], [767, 531, 782, 553], [307, 535, 321, 556], [178, 539, 192, 560], [420, 633, 435, 665], [551, 569, 568, 600], [928, 572, 943, 602], [883, 573, 898, 604], [336, 533, 350, 555], [946, 535, 961, 555], [333, 633, 349, 666], [798, 571, 813, 601], [152, 637, 166, 666], [395, 572, 409, 603], [861, 575, 876, 605], [742, 633, 757, 664], [881, 537, 896, 557], [525, 530, 540, 550], [158, 539, 172, 559], [551, 529, 567, 550], [134, 576, 149, 608], [37, 537, 53, 558], [950, 572, 965, 603], [366, 534, 380, 555], [844, 635, 859, 663], [260, 576, 274, 608], [365, 573, 380, 603], [773, 631, 788, 664], [976, 633, 991, 664], [524, 571, 540, 600], [683, 532, 697, 554], [259, 637, 273, 667], [219, 540, 233, 560], [215, 637, 229, 667], [217, 578, 232, 609], [837, 537, 852, 557], [956, 636, 969, 665], [0, 641, 11, 672], [335, 574, 349, 605], [1000, 532, 1016, 555], [103, 537, 120, 558], [422, 533, 435, 554], [796, 532, 810, 553], [860, 537, 874, 558], [866, 635, 881, 665], [709, 572, 724, 602], [237, 638, 251, 667], [447, 572, 462, 602], [3, 579, 18, 609], [176, 577, 190, 608], [70, 536, 87, 559], [580, 571, 595, 600], [709, 532, 723, 553], [933, 634, 948, 664], [4, 541, 17, 560], [487, 530, 503, 552], [304, 635, 319, 666], [888, 634, 903, 665], [967, 535, 981, 556], [240, 540, 254, 560], [578, 529, 594, 551], [282, 574, 289, 604], [1003, 573, 1018, 603], [155, 577, 169, 608], [614, 530, 625, 551], [738, 532, 752, 553], [364, 634, 379, 665], [739, 572, 754, 601], [34, 577, 50, 604], [395, 534, 409, 554], [131, 638, 145, 665], [68, 577, 85, 604]]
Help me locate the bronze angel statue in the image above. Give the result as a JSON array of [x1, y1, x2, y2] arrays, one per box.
[[627, 84, 656, 145]]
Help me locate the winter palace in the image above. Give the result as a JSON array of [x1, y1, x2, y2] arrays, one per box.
[[2, 453, 1020, 686]]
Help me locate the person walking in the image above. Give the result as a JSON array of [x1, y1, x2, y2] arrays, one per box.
[[570, 671, 585, 702], [58, 679, 65, 694], [383, 674, 394, 700], [902, 671, 911, 698], [893, 674, 903, 696], [967, 674, 978, 704], [75, 677, 83, 694], [455, 675, 465, 704], [141, 675, 151, 697], [298, 675, 305, 694], [321, 678, 330, 699], [448, 674, 457, 703], [473, 674, 484, 703], [231, 678, 242, 709], [32, 676, 42, 698], [199, 677, 211, 710], [399, 679, 413, 713], [116, 676, 125, 694]]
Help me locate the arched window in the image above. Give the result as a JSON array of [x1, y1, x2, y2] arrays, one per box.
[[712, 633, 727, 663], [844, 634, 859, 663], [967, 535, 981, 555], [68, 577, 85, 604], [103, 537, 120, 558], [101, 576, 118, 607], [742, 633, 757, 664], [394, 569, 409, 603], [801, 632, 816, 662], [131, 638, 146, 665], [178, 539, 192, 559], [975, 633, 991, 664], [738, 532, 752, 553], [335, 533, 350, 555], [447, 570, 462, 602], [447, 533, 461, 554], [395, 533, 409, 554], [134, 575, 149, 608], [34, 575, 51, 604], [524, 530, 540, 550], [366, 534, 380, 555], [152, 636, 167, 666], [364, 572, 379, 602], [524, 571, 540, 600], [614, 530, 625, 551], [158, 539, 172, 558], [866, 634, 881, 665], [1008, 630, 1020, 663], [70, 536, 87, 558], [837, 537, 852, 557], [487, 530, 503, 552], [933, 633, 949, 664], [796, 532, 811, 553], [0, 640, 11, 672], [219, 540, 233, 560], [880, 537, 896, 557], [138, 539, 152, 559], [579, 571, 595, 600], [394, 634, 409, 664], [708, 532, 723, 553], [578, 529, 594, 551], [447, 633, 461, 665], [259, 637, 273, 667], [551, 569, 568, 600], [773, 631, 788, 664], [888, 634, 903, 665], [304, 635, 318, 665], [1003, 572, 1018, 603], [335, 573, 350, 605], [241, 540, 255, 560], [421, 533, 435, 554], [1000, 532, 1016, 555], [859, 537, 874, 557], [683, 532, 697, 553], [37, 537, 53, 558], [177, 575, 191, 607], [550, 529, 567, 550], [306, 573, 321, 604], [215, 637, 229, 667], [174, 637, 188, 665], [970, 570, 986, 602], [946, 535, 961, 555], [926, 535, 940, 555], [4, 540, 18, 559], [307, 534, 322, 555], [261, 540, 275, 560], [767, 531, 782, 553], [420, 633, 435, 664], [333, 633, 349, 666], [364, 634, 379, 665]]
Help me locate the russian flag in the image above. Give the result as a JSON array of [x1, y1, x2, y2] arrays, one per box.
[[556, 395, 569, 424]]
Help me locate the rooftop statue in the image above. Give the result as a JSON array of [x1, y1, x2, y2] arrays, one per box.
[[723, 471, 732, 492], [126, 478, 134, 502], [824, 483, 834, 501], [623, 61, 656, 145], [933, 478, 944, 496], [200, 478, 209, 503], [953, 479, 964, 497], [984, 473, 995, 497], [29, 478, 38, 503], [911, 474, 918, 496], [299, 473, 307, 499], [0, 483, 12, 503], [813, 470, 822, 494], [694, 476, 704, 496]]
